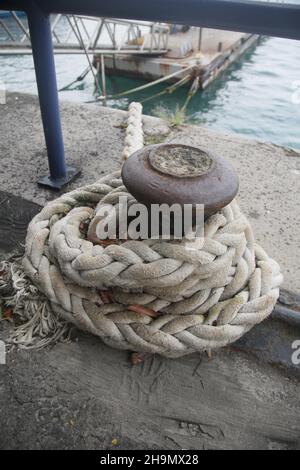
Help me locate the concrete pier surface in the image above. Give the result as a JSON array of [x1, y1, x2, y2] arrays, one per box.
[[0, 92, 300, 450]]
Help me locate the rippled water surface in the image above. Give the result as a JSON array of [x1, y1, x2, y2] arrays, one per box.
[[1, 34, 300, 149]]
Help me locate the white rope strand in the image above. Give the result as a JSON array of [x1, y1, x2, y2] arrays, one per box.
[[3, 103, 282, 357]]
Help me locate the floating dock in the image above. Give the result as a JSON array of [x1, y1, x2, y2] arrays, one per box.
[[94, 28, 260, 89]]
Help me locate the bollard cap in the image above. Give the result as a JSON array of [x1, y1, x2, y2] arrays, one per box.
[[121, 143, 239, 217]]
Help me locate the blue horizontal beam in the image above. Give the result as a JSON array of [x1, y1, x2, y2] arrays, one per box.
[[2, 0, 300, 40]]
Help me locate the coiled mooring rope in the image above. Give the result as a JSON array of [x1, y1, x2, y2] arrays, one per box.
[[6, 102, 282, 357]]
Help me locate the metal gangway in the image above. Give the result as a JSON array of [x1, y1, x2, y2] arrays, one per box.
[[0, 12, 169, 55]]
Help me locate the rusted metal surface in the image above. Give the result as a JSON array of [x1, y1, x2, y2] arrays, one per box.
[[122, 143, 239, 217]]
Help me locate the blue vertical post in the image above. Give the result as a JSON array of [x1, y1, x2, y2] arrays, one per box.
[[26, 2, 80, 188]]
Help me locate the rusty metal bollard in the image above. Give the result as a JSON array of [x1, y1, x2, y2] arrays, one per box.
[[122, 143, 239, 218]]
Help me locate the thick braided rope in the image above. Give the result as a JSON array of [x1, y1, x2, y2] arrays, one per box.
[[22, 170, 282, 358], [122, 102, 144, 161]]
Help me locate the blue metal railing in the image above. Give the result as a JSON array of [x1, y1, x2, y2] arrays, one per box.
[[1, 0, 300, 187]]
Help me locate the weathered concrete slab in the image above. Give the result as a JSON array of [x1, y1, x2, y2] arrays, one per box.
[[0, 92, 299, 293], [0, 190, 41, 259]]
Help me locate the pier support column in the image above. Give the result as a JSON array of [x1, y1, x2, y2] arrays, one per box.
[[26, 2, 80, 189]]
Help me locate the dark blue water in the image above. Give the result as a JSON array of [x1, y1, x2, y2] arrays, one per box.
[[1, 35, 300, 149]]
